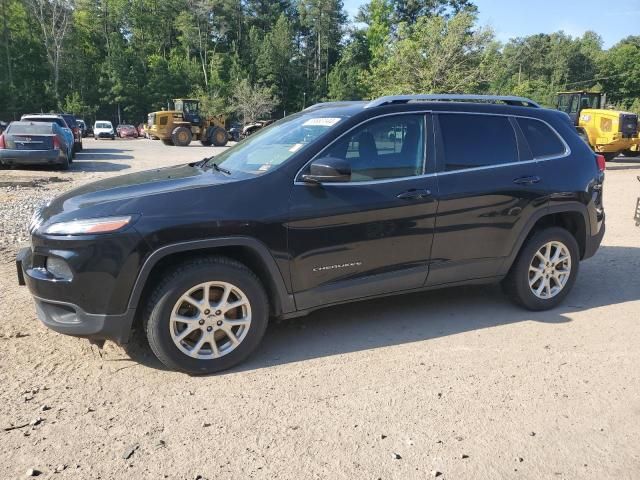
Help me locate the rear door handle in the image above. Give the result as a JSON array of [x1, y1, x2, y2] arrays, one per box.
[[397, 188, 432, 200], [513, 176, 541, 185]]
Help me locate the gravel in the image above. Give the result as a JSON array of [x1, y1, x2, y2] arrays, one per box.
[[0, 182, 71, 261]]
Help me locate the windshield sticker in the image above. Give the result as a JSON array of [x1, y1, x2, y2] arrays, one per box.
[[258, 164, 272, 172], [302, 117, 341, 127], [289, 143, 304, 153]]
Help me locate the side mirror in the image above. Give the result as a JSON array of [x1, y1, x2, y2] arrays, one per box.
[[301, 157, 351, 184]]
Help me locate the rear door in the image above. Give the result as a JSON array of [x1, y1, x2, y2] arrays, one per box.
[[428, 112, 551, 286], [288, 113, 438, 310]]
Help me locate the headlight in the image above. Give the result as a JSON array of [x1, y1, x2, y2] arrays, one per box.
[[43, 216, 133, 235]]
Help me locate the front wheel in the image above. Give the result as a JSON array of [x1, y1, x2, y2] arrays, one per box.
[[144, 256, 269, 374], [502, 227, 579, 311]]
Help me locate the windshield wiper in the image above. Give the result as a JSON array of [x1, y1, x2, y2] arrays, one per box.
[[190, 156, 231, 175], [210, 161, 231, 175]]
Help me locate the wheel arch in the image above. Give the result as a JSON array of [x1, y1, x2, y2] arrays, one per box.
[[128, 237, 295, 320], [499, 204, 590, 276]]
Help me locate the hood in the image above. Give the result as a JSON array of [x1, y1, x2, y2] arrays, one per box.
[[42, 164, 233, 219]]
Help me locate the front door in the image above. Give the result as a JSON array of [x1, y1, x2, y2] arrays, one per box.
[[288, 113, 438, 310]]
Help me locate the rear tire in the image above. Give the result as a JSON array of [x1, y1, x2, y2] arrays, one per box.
[[144, 256, 269, 374], [502, 227, 579, 311]]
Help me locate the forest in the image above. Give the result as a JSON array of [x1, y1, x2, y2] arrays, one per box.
[[1, 0, 639, 124]]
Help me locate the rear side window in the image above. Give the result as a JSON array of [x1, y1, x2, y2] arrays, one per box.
[[517, 118, 566, 158], [439, 114, 518, 171]]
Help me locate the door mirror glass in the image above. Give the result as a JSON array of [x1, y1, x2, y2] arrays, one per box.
[[302, 157, 351, 183]]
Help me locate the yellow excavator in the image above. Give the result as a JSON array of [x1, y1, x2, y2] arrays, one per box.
[[556, 91, 640, 160], [147, 99, 228, 147]]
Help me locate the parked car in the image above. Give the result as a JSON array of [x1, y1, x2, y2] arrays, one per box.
[[77, 119, 87, 137], [21, 114, 74, 160], [137, 123, 146, 138], [117, 124, 138, 138], [16, 94, 605, 374], [59, 113, 83, 152], [94, 121, 115, 140], [0, 121, 71, 169]]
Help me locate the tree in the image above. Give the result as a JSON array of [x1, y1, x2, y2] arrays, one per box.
[[367, 12, 496, 96], [230, 79, 276, 124], [25, 0, 74, 102]]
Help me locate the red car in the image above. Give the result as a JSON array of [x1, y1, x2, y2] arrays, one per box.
[[116, 124, 138, 138]]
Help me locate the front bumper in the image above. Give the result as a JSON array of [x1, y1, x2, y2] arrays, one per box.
[[0, 149, 65, 166], [96, 132, 114, 138], [16, 227, 146, 343]]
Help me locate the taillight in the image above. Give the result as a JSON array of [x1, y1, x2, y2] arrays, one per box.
[[53, 136, 61, 150], [0, 134, 5, 149], [595, 154, 606, 172]]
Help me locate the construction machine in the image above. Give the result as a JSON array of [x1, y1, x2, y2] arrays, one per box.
[[556, 91, 640, 160], [147, 99, 228, 147]]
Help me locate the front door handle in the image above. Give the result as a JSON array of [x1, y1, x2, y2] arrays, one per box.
[[397, 188, 432, 200], [513, 176, 541, 185]]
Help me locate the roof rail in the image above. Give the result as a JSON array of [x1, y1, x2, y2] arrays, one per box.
[[365, 94, 541, 109], [303, 101, 367, 112]]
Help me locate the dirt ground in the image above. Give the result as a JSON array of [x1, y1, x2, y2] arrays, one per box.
[[1, 139, 639, 479]]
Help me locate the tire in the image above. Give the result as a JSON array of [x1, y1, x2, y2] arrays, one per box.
[[111, 135, 115, 140], [171, 126, 192, 147], [502, 227, 579, 311], [161, 139, 174, 146], [58, 155, 69, 171], [211, 127, 228, 147], [144, 256, 269, 374], [622, 149, 640, 158]]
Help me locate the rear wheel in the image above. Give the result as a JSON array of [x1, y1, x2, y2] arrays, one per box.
[[171, 126, 192, 147], [58, 154, 70, 171], [503, 227, 579, 311], [144, 256, 269, 374]]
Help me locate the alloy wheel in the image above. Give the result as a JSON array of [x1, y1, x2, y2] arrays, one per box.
[[528, 241, 572, 299], [169, 281, 252, 359]]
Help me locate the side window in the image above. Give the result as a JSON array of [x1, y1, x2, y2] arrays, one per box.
[[438, 114, 518, 171], [319, 114, 425, 181], [517, 118, 566, 158], [159, 116, 168, 126]]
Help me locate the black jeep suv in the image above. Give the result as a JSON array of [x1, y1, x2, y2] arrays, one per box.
[[16, 94, 605, 373]]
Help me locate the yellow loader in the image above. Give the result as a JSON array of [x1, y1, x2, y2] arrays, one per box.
[[147, 99, 228, 147], [556, 91, 640, 161]]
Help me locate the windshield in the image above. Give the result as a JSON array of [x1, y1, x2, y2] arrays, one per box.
[[96, 122, 112, 129], [207, 114, 344, 175]]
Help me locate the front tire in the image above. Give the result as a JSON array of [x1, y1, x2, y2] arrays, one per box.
[[144, 256, 269, 374], [171, 126, 192, 147], [502, 227, 579, 311]]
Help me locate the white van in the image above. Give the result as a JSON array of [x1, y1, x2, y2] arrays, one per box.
[[94, 121, 115, 140]]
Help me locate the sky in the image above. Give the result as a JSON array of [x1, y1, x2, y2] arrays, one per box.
[[342, 0, 640, 48]]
